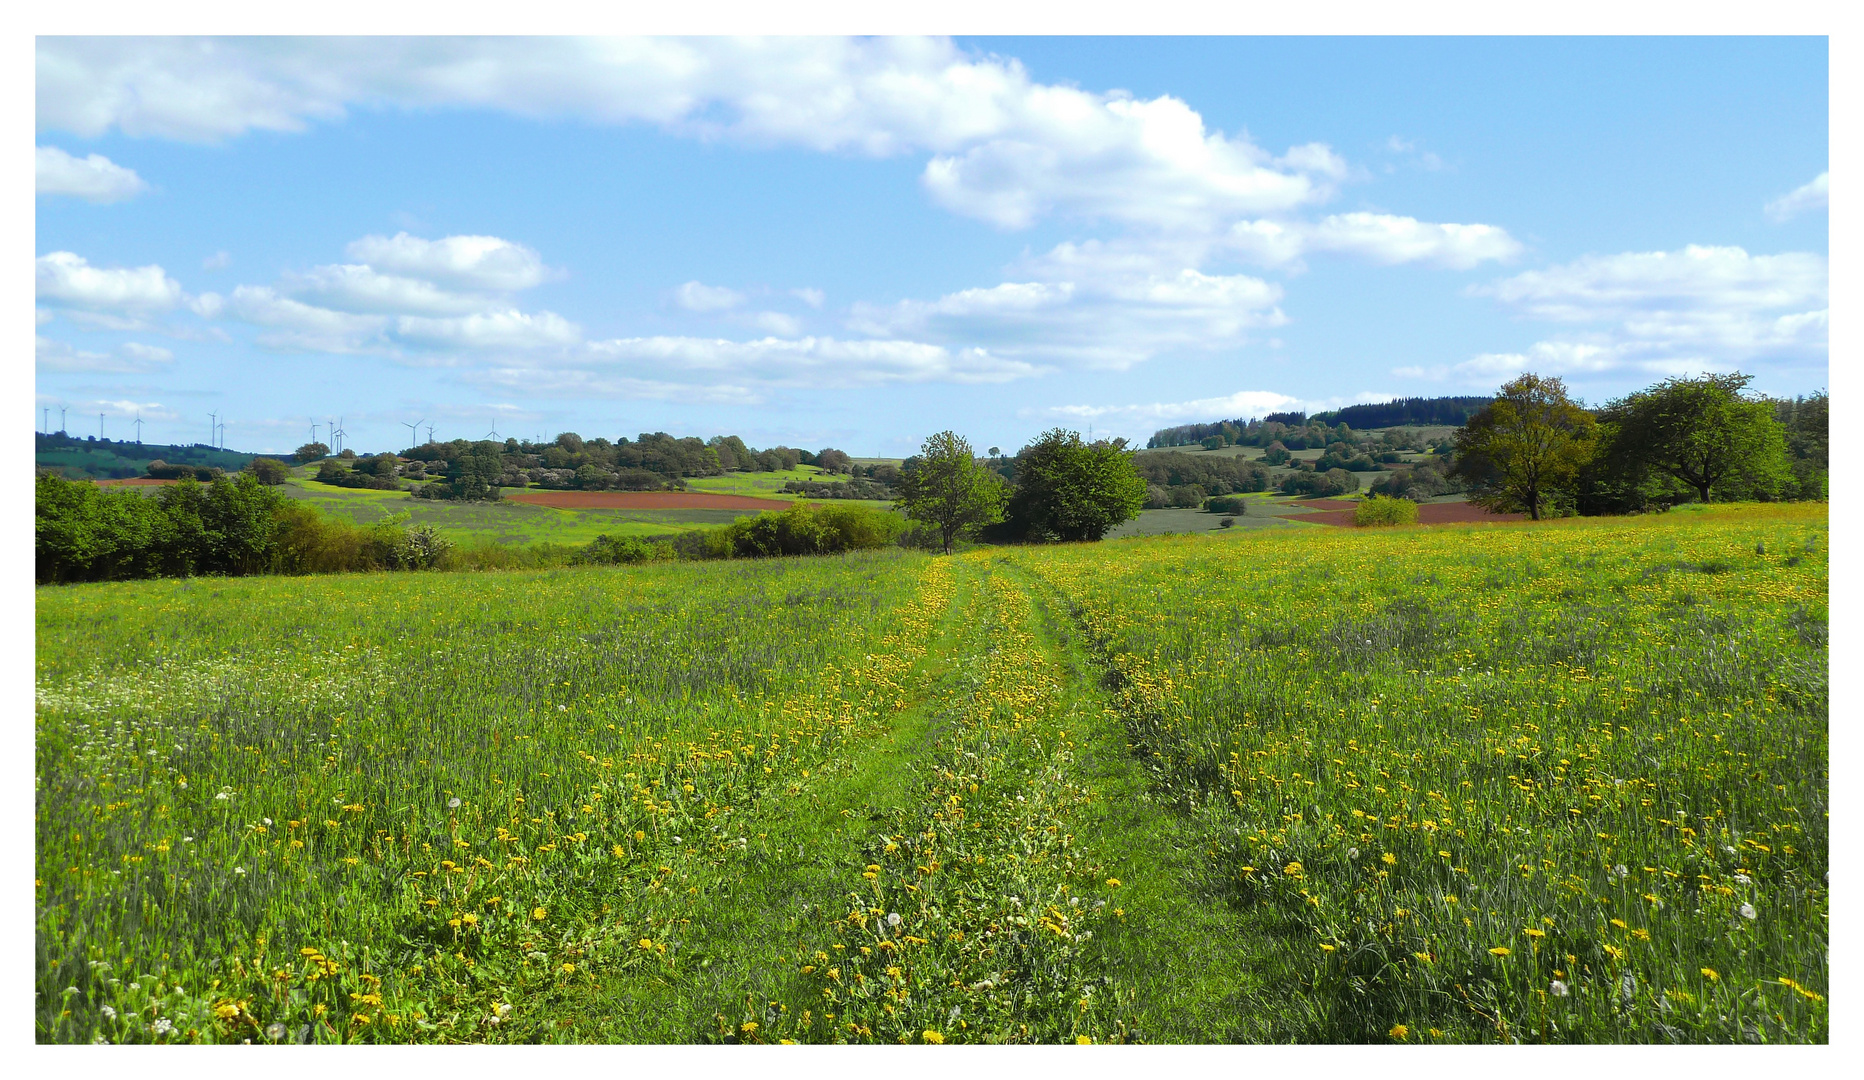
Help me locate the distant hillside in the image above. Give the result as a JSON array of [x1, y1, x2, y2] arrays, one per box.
[[1148, 395, 1491, 448], [35, 432, 260, 480]]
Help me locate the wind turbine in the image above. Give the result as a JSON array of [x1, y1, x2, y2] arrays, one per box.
[[133, 413, 144, 445], [485, 422, 500, 441], [59, 407, 67, 434], [425, 422, 435, 443], [403, 418, 425, 448], [100, 412, 106, 439], [216, 417, 226, 450], [208, 411, 217, 449]]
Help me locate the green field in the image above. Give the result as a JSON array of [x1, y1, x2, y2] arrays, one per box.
[[34, 504, 1827, 1043], [278, 468, 865, 547]]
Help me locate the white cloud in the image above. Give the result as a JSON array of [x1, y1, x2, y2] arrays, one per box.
[[1223, 213, 1521, 269], [848, 268, 1285, 370], [791, 287, 826, 308], [36, 335, 176, 373], [671, 280, 745, 312], [582, 335, 1042, 386], [394, 309, 582, 351], [1031, 389, 1301, 426], [202, 250, 232, 270], [1420, 244, 1830, 388], [344, 232, 548, 291], [118, 342, 174, 363], [742, 311, 805, 336], [1764, 172, 1827, 223], [1479, 245, 1826, 322], [36, 251, 183, 313], [209, 285, 389, 352], [36, 146, 147, 202], [35, 37, 1344, 236], [283, 263, 493, 316], [471, 368, 765, 405]]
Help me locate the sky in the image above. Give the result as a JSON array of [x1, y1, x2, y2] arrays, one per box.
[[33, 35, 1829, 457]]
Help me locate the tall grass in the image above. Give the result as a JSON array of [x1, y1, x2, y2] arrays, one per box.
[[1011, 504, 1827, 1042]]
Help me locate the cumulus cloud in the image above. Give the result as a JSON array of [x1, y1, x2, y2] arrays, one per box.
[[283, 263, 494, 316], [36, 146, 147, 202], [671, 280, 745, 312], [394, 309, 582, 351], [36, 251, 183, 313], [207, 285, 390, 352], [36, 334, 176, 373], [581, 335, 1042, 387], [1478, 245, 1826, 323], [848, 267, 1285, 370], [742, 311, 805, 336], [34, 37, 1360, 237], [1764, 172, 1827, 222], [1030, 389, 1302, 425], [344, 232, 548, 291], [1411, 244, 1830, 388]]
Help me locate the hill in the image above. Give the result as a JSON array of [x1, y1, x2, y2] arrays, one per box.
[[35, 432, 259, 480]]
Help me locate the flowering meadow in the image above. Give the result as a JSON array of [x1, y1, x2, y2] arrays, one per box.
[[35, 503, 1825, 1043]]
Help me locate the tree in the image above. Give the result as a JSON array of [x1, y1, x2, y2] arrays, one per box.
[[894, 431, 1007, 554], [1606, 372, 1788, 504], [1451, 373, 1596, 520], [247, 457, 290, 485], [294, 442, 330, 464], [1003, 429, 1148, 542]]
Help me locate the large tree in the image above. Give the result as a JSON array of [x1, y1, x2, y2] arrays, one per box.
[[894, 431, 1007, 554], [1451, 373, 1596, 520], [1606, 372, 1788, 504], [1003, 429, 1148, 542]]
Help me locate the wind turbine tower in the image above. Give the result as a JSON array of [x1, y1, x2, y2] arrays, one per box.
[[134, 413, 144, 444], [403, 418, 426, 449]]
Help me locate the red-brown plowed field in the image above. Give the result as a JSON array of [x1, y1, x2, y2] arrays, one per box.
[[1299, 501, 1528, 527], [503, 490, 790, 510], [93, 478, 178, 487]]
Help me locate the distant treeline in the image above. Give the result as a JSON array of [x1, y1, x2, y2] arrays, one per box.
[[351, 432, 870, 502], [1147, 396, 1491, 448]]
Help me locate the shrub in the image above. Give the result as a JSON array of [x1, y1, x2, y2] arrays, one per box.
[[247, 457, 291, 485], [721, 501, 903, 559], [1167, 484, 1206, 508], [576, 534, 674, 565], [1204, 495, 1249, 515], [1354, 495, 1419, 527]]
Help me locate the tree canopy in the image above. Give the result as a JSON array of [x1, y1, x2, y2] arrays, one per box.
[[894, 431, 1007, 554], [1451, 373, 1596, 520], [1002, 429, 1147, 542], [1605, 373, 1789, 504]]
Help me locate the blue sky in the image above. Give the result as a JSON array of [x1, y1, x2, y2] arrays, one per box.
[[34, 36, 1828, 457]]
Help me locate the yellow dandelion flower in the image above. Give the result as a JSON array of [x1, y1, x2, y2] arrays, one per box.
[[1106, 878, 1121, 888], [923, 1030, 944, 1044], [1701, 968, 1718, 981], [1076, 1035, 1092, 1045], [561, 962, 575, 974], [639, 938, 654, 949], [1489, 947, 1511, 957], [532, 906, 547, 921], [1389, 1024, 1408, 1040]]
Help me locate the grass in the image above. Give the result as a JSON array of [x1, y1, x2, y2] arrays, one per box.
[[34, 503, 1826, 1043]]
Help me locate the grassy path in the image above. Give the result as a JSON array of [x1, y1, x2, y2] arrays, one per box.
[[515, 552, 1295, 1043]]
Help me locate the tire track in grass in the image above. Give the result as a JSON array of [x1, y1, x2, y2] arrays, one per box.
[[1003, 556, 1320, 1042], [517, 558, 981, 1041]]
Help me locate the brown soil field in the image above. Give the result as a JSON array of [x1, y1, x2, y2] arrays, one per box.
[[1299, 501, 1528, 527], [504, 490, 790, 510]]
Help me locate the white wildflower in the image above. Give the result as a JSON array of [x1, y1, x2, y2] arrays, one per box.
[[1738, 903, 1757, 920], [1733, 874, 1751, 885], [151, 1017, 174, 1036], [448, 797, 462, 809], [100, 1005, 117, 1020], [886, 913, 902, 928], [234, 867, 246, 875], [265, 1022, 286, 1040], [1550, 980, 1569, 998]]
